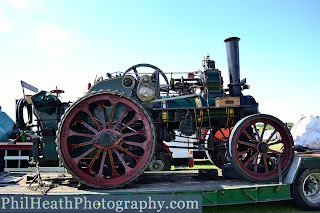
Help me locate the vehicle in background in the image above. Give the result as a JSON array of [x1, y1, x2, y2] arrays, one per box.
[[147, 131, 194, 171]]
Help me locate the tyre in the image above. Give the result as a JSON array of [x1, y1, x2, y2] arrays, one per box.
[[228, 114, 294, 183], [56, 90, 156, 189], [16, 98, 33, 131], [291, 168, 320, 211]]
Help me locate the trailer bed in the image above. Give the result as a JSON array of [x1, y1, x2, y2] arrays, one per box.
[[0, 170, 291, 206], [0, 154, 319, 207]]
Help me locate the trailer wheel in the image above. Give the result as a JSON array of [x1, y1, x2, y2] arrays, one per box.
[[291, 168, 320, 211], [56, 90, 156, 189], [228, 114, 294, 183]]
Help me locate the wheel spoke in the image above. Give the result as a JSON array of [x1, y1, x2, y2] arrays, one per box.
[[73, 147, 96, 164], [83, 148, 102, 173], [121, 129, 145, 138], [68, 130, 94, 138], [253, 123, 261, 142], [265, 154, 277, 166], [73, 114, 99, 134], [269, 149, 283, 155], [109, 102, 115, 129], [96, 149, 107, 178], [108, 148, 120, 178], [121, 140, 143, 147], [112, 106, 131, 130], [114, 149, 131, 171], [80, 120, 99, 134], [99, 104, 107, 130], [69, 141, 93, 151], [237, 140, 256, 147], [243, 152, 259, 167], [215, 150, 225, 158], [116, 145, 141, 161], [263, 154, 269, 172], [260, 123, 267, 141], [243, 129, 257, 144], [267, 137, 281, 146], [238, 148, 253, 156], [83, 107, 102, 131], [266, 129, 277, 143], [118, 114, 139, 132]]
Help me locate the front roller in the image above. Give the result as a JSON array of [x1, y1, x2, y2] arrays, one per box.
[[228, 114, 294, 183], [56, 90, 156, 189]]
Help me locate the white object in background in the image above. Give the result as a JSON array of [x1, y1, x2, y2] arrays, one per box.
[[164, 131, 194, 159], [291, 115, 320, 149]]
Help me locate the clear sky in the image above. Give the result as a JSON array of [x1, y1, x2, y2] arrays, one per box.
[[0, 0, 319, 124]]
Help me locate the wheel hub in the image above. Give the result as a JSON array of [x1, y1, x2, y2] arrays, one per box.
[[93, 130, 121, 148], [306, 177, 318, 195], [258, 142, 269, 153], [149, 159, 164, 171], [307, 182, 316, 193]]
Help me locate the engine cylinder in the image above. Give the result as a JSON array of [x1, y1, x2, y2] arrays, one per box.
[[224, 37, 241, 96]]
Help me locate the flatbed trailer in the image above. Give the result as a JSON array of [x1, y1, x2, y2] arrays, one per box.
[[0, 154, 319, 212]]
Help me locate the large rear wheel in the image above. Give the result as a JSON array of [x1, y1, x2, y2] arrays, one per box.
[[56, 90, 155, 189]]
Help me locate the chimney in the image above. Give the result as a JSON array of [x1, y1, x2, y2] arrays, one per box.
[[224, 37, 242, 96]]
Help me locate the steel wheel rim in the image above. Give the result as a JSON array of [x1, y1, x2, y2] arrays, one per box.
[[303, 173, 320, 203], [59, 92, 154, 187], [231, 115, 293, 181]]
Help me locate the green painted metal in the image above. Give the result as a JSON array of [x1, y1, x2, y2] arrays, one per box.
[[42, 136, 58, 160], [176, 184, 291, 206], [166, 97, 197, 108], [88, 76, 135, 95], [45, 184, 291, 207], [33, 108, 64, 161], [205, 70, 224, 92]]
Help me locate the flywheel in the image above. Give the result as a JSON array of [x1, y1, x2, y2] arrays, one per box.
[[56, 90, 156, 189]]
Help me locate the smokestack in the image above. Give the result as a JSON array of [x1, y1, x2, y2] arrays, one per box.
[[224, 37, 241, 96]]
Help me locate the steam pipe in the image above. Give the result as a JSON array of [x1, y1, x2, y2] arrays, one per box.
[[224, 37, 242, 96]]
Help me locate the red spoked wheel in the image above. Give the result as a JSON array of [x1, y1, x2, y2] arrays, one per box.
[[228, 114, 294, 183], [204, 128, 232, 168], [56, 90, 155, 188]]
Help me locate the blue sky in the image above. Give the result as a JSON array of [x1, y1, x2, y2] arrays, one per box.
[[0, 0, 319, 123]]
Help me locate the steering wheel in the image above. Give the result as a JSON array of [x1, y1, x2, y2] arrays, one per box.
[[123, 63, 169, 85]]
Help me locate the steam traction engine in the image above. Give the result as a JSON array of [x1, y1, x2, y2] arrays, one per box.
[[21, 37, 294, 189]]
